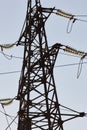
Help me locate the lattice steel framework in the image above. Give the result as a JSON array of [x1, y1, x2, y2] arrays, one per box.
[[17, 0, 63, 129]]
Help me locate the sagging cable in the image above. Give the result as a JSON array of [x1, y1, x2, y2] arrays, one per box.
[[56, 9, 77, 33], [67, 18, 76, 33], [0, 43, 16, 60], [1, 51, 13, 60], [77, 54, 87, 78], [55, 9, 87, 33], [60, 44, 87, 78]]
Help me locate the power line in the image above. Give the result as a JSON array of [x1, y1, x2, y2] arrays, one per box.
[[0, 61, 87, 75], [55, 61, 87, 68], [0, 51, 23, 60], [1, 104, 11, 130], [0, 71, 20, 75], [5, 115, 18, 130]]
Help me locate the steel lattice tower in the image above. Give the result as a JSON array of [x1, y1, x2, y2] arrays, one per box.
[[17, 0, 63, 129]]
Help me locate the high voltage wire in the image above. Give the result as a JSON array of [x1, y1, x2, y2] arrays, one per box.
[[0, 71, 20, 75], [0, 61, 87, 75], [1, 104, 11, 130], [0, 51, 23, 60], [55, 61, 87, 68], [5, 115, 18, 130]]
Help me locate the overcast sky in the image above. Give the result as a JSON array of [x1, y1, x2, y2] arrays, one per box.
[[0, 0, 87, 130]]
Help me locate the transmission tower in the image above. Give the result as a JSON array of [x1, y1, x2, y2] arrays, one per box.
[[16, 0, 63, 129]]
